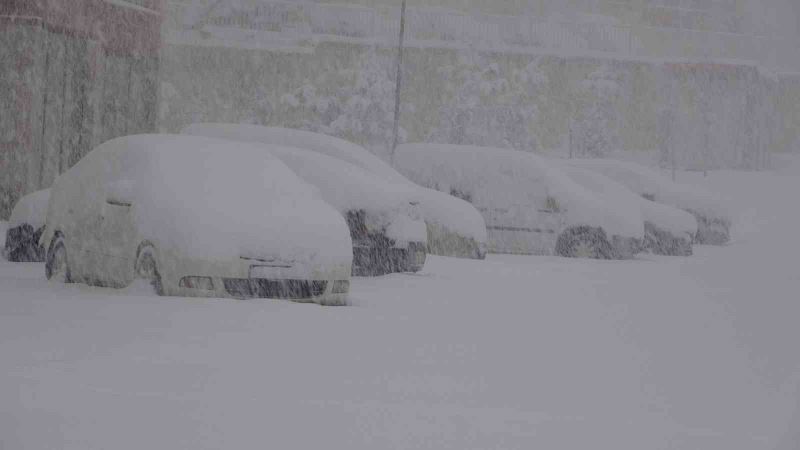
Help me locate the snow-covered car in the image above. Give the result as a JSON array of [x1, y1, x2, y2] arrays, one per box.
[[253, 146, 428, 276], [4, 189, 50, 262], [558, 165, 698, 256], [181, 124, 488, 260], [394, 144, 645, 259], [565, 159, 732, 245], [40, 135, 353, 305]]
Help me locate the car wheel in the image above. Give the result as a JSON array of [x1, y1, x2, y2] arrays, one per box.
[[555, 226, 614, 259], [135, 244, 164, 296], [45, 234, 71, 283]]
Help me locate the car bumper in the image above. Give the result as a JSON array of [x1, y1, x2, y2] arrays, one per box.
[[352, 241, 427, 276], [160, 255, 351, 305], [643, 222, 693, 256], [425, 222, 486, 260], [694, 216, 730, 245], [610, 235, 643, 260]]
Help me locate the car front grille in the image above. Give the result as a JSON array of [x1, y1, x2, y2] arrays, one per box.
[[223, 278, 327, 299]]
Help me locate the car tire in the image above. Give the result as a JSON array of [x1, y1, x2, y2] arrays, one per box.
[[555, 226, 615, 259], [45, 234, 71, 283], [135, 244, 164, 296]]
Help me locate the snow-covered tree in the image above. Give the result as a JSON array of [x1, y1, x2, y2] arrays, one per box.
[[327, 49, 404, 157], [572, 65, 621, 158], [430, 51, 540, 151], [279, 48, 406, 159], [279, 82, 337, 131]]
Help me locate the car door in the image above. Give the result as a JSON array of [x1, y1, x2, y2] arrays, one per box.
[[68, 163, 106, 284], [95, 178, 138, 287]]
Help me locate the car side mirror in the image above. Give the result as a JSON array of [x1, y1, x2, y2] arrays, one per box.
[[106, 180, 135, 207]]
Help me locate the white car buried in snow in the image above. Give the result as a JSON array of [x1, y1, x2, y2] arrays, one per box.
[[565, 159, 732, 245], [558, 165, 698, 256], [394, 144, 645, 259], [181, 124, 488, 260], [40, 135, 353, 305], [251, 146, 427, 276], [4, 189, 50, 262]]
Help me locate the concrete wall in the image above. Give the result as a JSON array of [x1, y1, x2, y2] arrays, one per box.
[[159, 40, 786, 168]]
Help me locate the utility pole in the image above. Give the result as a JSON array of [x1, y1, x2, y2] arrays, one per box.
[[390, 0, 407, 164], [568, 117, 573, 159]]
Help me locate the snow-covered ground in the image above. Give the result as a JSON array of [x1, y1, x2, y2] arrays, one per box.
[[1, 159, 799, 450]]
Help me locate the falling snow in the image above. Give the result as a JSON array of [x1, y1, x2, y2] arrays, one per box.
[[1, 1, 800, 449]]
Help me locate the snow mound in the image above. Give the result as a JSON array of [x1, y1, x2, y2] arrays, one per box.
[[396, 144, 644, 241], [559, 165, 697, 238], [566, 159, 732, 223], [44, 134, 353, 274], [9, 189, 50, 229], [181, 124, 486, 243]]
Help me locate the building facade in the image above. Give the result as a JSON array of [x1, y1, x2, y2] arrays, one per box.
[[0, 0, 163, 217]]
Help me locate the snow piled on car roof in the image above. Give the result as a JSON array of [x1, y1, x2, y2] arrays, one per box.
[[559, 165, 698, 238], [566, 158, 732, 222], [183, 124, 406, 182], [181, 124, 487, 243], [9, 189, 50, 229], [395, 143, 644, 240], [55, 134, 353, 270]]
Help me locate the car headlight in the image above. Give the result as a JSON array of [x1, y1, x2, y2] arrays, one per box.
[[179, 276, 214, 290]]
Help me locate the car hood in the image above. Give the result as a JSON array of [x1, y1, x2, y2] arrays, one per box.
[[640, 200, 698, 238]]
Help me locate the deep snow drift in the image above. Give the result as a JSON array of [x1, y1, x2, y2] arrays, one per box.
[[1, 159, 799, 450]]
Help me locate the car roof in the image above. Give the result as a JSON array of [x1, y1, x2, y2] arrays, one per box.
[[182, 124, 409, 184]]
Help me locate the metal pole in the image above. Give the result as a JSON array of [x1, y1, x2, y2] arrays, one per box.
[[390, 0, 407, 164], [38, 26, 51, 190], [568, 117, 573, 159]]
